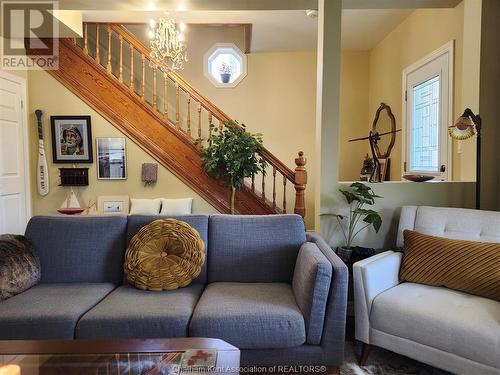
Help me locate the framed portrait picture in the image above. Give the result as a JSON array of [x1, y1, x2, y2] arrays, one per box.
[[97, 195, 130, 215], [96, 137, 127, 180], [51, 116, 93, 163]]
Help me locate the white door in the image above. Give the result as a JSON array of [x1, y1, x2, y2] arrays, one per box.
[[0, 71, 30, 234], [403, 43, 453, 181]]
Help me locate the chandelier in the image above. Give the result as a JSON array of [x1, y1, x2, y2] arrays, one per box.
[[148, 17, 187, 71]]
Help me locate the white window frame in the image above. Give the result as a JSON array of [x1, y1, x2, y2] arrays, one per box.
[[401, 41, 454, 181], [203, 43, 247, 88]]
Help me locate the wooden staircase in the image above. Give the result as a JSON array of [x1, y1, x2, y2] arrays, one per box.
[[26, 23, 308, 217]]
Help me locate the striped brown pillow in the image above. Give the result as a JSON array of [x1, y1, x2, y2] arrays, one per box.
[[399, 230, 500, 301]]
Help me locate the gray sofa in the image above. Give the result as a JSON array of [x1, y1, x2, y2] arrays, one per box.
[[354, 206, 500, 375], [0, 214, 348, 368]]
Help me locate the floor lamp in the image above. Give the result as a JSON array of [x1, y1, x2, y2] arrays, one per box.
[[448, 108, 482, 209]]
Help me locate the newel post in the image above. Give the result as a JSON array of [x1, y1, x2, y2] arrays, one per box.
[[293, 151, 307, 218]]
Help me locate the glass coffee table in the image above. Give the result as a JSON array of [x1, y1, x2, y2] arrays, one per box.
[[0, 338, 240, 375]]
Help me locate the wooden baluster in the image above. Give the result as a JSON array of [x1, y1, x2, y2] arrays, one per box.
[[107, 25, 112, 73], [83, 23, 88, 54], [219, 119, 223, 131], [197, 104, 202, 140], [141, 54, 145, 98], [272, 167, 277, 208], [129, 47, 134, 91], [163, 73, 168, 119], [208, 112, 213, 146], [251, 174, 255, 193], [119, 35, 123, 83], [153, 69, 157, 108], [175, 83, 180, 130], [282, 176, 287, 213], [186, 97, 191, 137], [293, 151, 307, 218], [261, 171, 265, 200], [95, 24, 100, 65]]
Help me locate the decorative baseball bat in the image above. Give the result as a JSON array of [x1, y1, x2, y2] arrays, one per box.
[[35, 109, 49, 196]]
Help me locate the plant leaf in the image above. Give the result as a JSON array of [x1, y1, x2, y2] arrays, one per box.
[[340, 189, 357, 204], [363, 213, 382, 233]]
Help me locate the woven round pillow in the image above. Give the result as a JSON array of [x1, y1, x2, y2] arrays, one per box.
[[125, 219, 205, 291]]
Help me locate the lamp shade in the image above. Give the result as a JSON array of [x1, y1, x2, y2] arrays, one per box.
[[448, 115, 475, 140], [0, 365, 21, 375]]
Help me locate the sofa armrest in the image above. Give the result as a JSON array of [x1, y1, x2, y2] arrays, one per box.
[[293, 242, 333, 345], [353, 251, 402, 343], [305, 233, 348, 365]]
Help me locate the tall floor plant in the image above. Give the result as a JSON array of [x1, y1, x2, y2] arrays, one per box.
[[202, 121, 267, 214]]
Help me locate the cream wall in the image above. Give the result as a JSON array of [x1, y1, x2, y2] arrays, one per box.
[[26, 25, 318, 226], [339, 51, 370, 182], [177, 26, 317, 227], [339, 2, 482, 182], [28, 69, 218, 216], [130, 24, 318, 227], [367, 2, 481, 181], [320, 1, 482, 248]]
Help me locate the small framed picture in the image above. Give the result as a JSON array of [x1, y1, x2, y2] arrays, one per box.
[[96, 137, 127, 180], [97, 195, 130, 215], [51, 116, 93, 163]]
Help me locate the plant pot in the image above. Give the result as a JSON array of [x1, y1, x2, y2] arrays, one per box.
[[336, 246, 376, 266], [336, 246, 353, 265], [220, 73, 231, 83]]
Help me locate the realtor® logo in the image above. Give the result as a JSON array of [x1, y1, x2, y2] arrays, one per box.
[[1, 0, 59, 70]]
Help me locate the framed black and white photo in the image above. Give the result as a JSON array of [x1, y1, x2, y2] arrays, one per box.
[[97, 195, 130, 215], [51, 116, 93, 163], [96, 137, 127, 180]]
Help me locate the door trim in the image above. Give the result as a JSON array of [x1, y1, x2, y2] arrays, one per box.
[[401, 40, 454, 180], [0, 69, 32, 224]]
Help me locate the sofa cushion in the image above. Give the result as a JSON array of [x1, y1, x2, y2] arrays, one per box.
[[400, 230, 500, 300], [208, 215, 306, 282], [293, 242, 332, 345], [76, 284, 204, 339], [0, 283, 115, 339], [127, 215, 209, 284], [25, 216, 127, 284], [371, 282, 500, 369], [189, 282, 306, 349]]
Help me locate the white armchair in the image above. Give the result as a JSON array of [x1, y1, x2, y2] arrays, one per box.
[[353, 206, 500, 375]]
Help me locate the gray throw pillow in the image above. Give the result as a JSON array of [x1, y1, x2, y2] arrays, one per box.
[[0, 234, 40, 301]]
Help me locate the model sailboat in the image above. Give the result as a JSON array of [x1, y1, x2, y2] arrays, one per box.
[[57, 189, 85, 215]]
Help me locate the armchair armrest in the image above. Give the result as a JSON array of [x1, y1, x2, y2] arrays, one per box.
[[353, 251, 402, 343], [305, 233, 348, 365]]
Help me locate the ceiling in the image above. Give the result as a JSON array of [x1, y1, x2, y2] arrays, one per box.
[[82, 9, 415, 52], [342, 9, 414, 51]]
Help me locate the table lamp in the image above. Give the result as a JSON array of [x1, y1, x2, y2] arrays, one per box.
[[0, 365, 21, 375], [448, 108, 481, 209]]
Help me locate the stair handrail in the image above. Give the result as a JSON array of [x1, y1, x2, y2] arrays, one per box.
[[81, 22, 308, 218]]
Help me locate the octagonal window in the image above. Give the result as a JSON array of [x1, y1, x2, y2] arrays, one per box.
[[204, 43, 247, 88]]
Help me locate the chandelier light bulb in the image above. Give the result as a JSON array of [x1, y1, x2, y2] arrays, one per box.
[[148, 29, 155, 39], [179, 22, 186, 32], [149, 19, 156, 28], [149, 16, 188, 71]]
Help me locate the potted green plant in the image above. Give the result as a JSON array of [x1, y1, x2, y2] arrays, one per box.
[[323, 182, 382, 263], [202, 121, 267, 214], [219, 62, 232, 83]]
